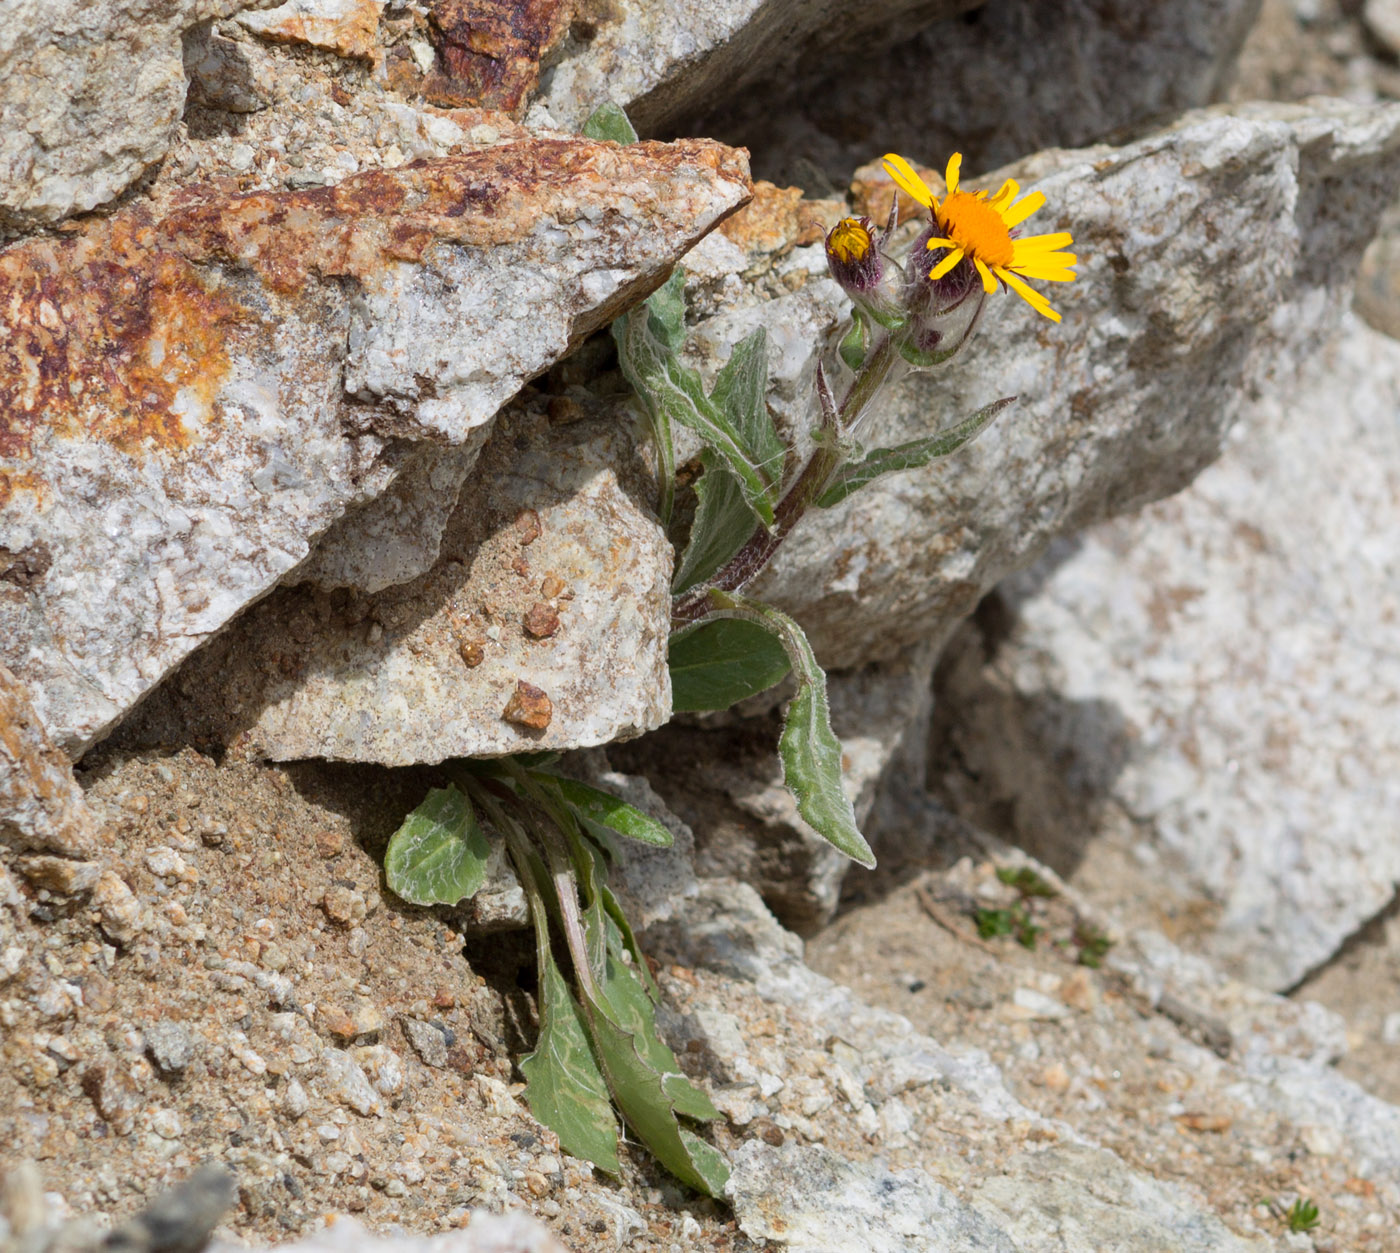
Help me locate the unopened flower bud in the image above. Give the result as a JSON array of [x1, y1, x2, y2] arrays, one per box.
[[825, 217, 884, 297]]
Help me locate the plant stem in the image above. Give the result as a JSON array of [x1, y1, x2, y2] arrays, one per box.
[[672, 330, 903, 626]]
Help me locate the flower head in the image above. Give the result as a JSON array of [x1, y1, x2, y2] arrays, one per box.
[[882, 151, 1076, 322], [825, 216, 884, 295]]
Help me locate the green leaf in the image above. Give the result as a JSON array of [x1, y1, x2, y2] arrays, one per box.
[[614, 298, 778, 528], [581, 102, 639, 145], [710, 328, 785, 492], [520, 949, 620, 1174], [645, 268, 687, 354], [545, 775, 674, 848], [816, 397, 1014, 508], [706, 595, 874, 867], [672, 454, 754, 594], [839, 318, 867, 372], [383, 785, 492, 906], [668, 617, 791, 711], [580, 945, 729, 1196]]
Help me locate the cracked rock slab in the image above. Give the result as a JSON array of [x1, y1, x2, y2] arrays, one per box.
[[740, 100, 1400, 669], [0, 136, 749, 757], [122, 408, 673, 765]]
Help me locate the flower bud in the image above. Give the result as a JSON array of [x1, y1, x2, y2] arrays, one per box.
[[825, 216, 888, 298], [901, 222, 986, 362]]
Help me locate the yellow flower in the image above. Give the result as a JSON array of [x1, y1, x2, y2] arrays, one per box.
[[882, 151, 1076, 323], [827, 217, 875, 266]]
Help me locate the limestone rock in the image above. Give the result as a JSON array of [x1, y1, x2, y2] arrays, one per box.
[[236, 0, 386, 61], [742, 100, 1400, 669], [0, 0, 280, 228], [211, 1214, 570, 1253], [928, 314, 1400, 991], [0, 665, 101, 859], [0, 137, 750, 757], [123, 409, 672, 765], [537, 0, 979, 134]]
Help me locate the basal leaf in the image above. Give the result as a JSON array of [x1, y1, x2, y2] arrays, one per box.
[[672, 454, 755, 594], [668, 617, 791, 711], [520, 949, 620, 1174], [817, 397, 1014, 508], [383, 785, 492, 906], [645, 268, 687, 354], [580, 102, 639, 145], [546, 775, 674, 848]]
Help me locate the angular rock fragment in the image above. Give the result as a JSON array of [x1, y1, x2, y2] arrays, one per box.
[[538, 0, 979, 133], [929, 315, 1400, 991], [0, 137, 749, 756], [236, 0, 386, 61], [420, 0, 573, 114], [0, 665, 101, 859], [123, 409, 672, 764], [0, 0, 281, 227], [743, 101, 1400, 668]]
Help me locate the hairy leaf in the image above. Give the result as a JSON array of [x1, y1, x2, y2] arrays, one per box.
[[383, 785, 492, 906], [614, 299, 778, 528], [816, 397, 1014, 508], [520, 949, 620, 1173], [546, 775, 674, 848], [645, 267, 687, 354], [581, 102, 639, 145], [668, 617, 791, 711], [706, 595, 874, 866], [672, 454, 754, 593], [710, 328, 784, 491]]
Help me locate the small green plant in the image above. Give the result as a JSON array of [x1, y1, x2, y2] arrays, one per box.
[[976, 904, 1042, 950], [380, 106, 1078, 1194], [996, 865, 1058, 898], [1074, 922, 1113, 969], [1284, 1198, 1320, 1233]]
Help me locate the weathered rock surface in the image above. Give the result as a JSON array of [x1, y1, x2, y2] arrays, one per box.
[[124, 408, 673, 765], [0, 0, 282, 228], [741, 100, 1400, 669], [537, 0, 979, 134], [0, 136, 750, 758], [928, 313, 1400, 992], [0, 666, 101, 860]]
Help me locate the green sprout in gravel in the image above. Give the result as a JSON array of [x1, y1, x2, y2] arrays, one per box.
[[380, 104, 1077, 1195], [1284, 1198, 1321, 1233]]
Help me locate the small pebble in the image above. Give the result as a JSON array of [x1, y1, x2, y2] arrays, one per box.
[[144, 1022, 196, 1075]]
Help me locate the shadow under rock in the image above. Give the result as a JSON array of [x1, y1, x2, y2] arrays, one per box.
[[924, 586, 1136, 882]]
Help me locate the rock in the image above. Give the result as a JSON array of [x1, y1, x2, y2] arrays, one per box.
[[538, 0, 977, 134], [712, 0, 1261, 185], [727, 1141, 1019, 1253], [104, 1163, 237, 1253], [182, 23, 279, 114], [319, 1048, 383, 1116], [144, 1023, 198, 1075], [1355, 200, 1400, 340], [401, 1019, 452, 1069], [0, 666, 102, 858], [0, 136, 750, 757], [620, 642, 937, 933], [927, 313, 1400, 991], [1364, 0, 1400, 56], [123, 409, 673, 764], [0, 0, 282, 228], [236, 0, 386, 61], [208, 1214, 571, 1253], [91, 871, 146, 945], [740, 100, 1400, 670], [13, 856, 102, 896]]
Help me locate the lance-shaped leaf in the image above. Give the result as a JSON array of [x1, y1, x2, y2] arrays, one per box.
[[672, 453, 754, 593], [614, 298, 778, 529], [383, 785, 492, 906], [706, 594, 874, 867], [644, 266, 687, 354], [581, 102, 639, 145], [668, 617, 791, 711], [711, 328, 785, 492], [544, 775, 674, 848], [520, 947, 620, 1173], [816, 397, 1014, 508]]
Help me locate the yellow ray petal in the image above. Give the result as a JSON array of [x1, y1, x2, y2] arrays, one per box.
[[997, 267, 1061, 322], [882, 153, 935, 208], [1001, 190, 1047, 228], [987, 179, 1019, 207], [923, 236, 956, 250], [974, 257, 997, 293], [1015, 266, 1077, 282], [1012, 230, 1073, 254], [927, 247, 965, 280], [945, 152, 963, 194]]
